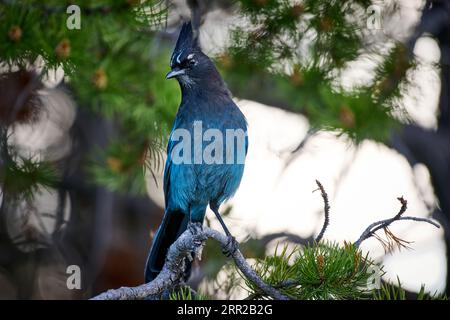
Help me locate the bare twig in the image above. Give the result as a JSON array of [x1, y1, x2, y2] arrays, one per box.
[[204, 228, 289, 300], [354, 197, 440, 248], [91, 224, 289, 300], [314, 180, 330, 242], [259, 232, 313, 247]]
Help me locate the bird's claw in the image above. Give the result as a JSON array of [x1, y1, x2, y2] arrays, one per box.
[[188, 222, 203, 235], [222, 235, 238, 257]]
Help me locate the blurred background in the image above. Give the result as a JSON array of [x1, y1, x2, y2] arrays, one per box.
[[0, 0, 449, 299]]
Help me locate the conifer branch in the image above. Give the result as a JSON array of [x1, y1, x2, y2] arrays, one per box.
[[91, 223, 289, 300]]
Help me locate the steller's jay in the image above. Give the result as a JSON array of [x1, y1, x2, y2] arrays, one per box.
[[144, 22, 248, 282]]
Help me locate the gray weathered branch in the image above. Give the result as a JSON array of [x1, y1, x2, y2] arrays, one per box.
[[354, 197, 440, 248], [91, 224, 289, 300], [314, 179, 330, 242]]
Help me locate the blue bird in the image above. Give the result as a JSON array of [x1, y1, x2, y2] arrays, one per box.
[[145, 22, 248, 282]]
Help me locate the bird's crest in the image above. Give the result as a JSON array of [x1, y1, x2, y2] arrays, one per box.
[[170, 21, 199, 68]]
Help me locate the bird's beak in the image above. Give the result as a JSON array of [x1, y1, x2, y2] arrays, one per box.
[[166, 68, 185, 79]]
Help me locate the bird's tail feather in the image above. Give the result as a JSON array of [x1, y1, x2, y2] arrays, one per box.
[[145, 209, 189, 283]]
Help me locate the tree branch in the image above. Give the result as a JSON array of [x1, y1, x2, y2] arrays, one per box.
[[91, 223, 289, 300], [91, 193, 439, 300], [354, 197, 440, 248], [259, 232, 313, 247], [314, 180, 330, 242]]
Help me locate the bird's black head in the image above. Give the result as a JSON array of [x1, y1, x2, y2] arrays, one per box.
[[166, 22, 222, 90]]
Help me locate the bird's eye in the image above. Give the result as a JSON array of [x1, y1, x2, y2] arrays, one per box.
[[185, 53, 196, 67], [181, 58, 196, 68]]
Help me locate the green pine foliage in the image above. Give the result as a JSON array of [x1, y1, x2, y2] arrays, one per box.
[[1, 0, 417, 193], [169, 286, 209, 300], [0, 0, 178, 195], [1, 154, 58, 200], [241, 241, 375, 300], [220, 0, 410, 142], [372, 278, 448, 300], [198, 241, 447, 300]]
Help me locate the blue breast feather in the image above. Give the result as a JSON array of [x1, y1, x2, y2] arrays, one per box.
[[163, 100, 248, 222]]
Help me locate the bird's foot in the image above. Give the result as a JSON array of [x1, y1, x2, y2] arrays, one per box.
[[222, 235, 239, 257], [188, 222, 203, 235], [187, 222, 206, 261]]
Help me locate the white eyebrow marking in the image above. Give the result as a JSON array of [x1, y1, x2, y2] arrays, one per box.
[[176, 51, 182, 64], [187, 53, 195, 60]]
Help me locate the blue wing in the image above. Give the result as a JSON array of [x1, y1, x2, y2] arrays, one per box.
[[162, 128, 197, 213], [163, 137, 174, 208]]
